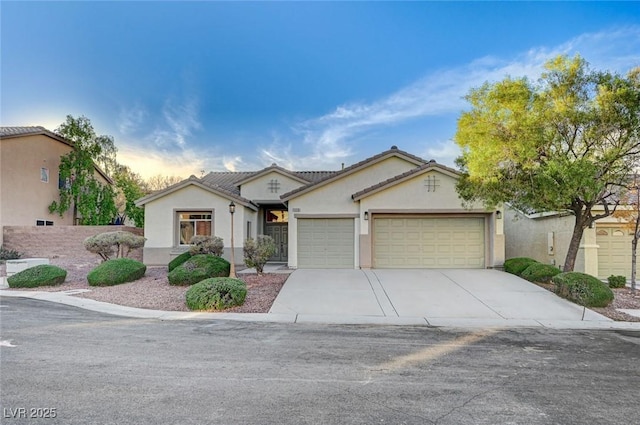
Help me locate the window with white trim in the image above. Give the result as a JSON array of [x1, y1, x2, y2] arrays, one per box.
[[178, 211, 213, 245]]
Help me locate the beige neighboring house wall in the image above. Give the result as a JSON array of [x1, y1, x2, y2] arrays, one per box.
[[502, 206, 640, 277], [504, 208, 584, 271], [1, 128, 71, 246], [1, 126, 117, 246]]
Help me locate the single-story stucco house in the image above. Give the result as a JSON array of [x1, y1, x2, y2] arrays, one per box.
[[136, 146, 506, 269], [505, 206, 638, 279]]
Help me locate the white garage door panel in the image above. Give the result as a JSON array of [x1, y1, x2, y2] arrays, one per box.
[[596, 227, 637, 279], [298, 218, 354, 268], [374, 217, 485, 269]]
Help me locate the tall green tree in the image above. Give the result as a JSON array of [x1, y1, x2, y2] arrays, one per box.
[[455, 55, 640, 272], [114, 165, 147, 228], [49, 115, 118, 225]]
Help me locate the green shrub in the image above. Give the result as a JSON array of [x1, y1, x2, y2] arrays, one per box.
[[189, 235, 224, 256], [168, 254, 230, 286], [552, 272, 614, 308], [168, 251, 193, 272], [7, 265, 67, 288], [84, 231, 146, 261], [87, 258, 146, 286], [243, 235, 276, 274], [607, 275, 627, 289], [504, 257, 540, 276], [520, 263, 561, 283], [185, 277, 247, 310], [0, 245, 22, 261]]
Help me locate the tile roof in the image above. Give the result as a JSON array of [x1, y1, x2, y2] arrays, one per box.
[[0, 126, 71, 145], [199, 169, 337, 195]]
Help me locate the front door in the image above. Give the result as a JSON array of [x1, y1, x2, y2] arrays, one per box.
[[264, 208, 288, 262], [265, 224, 288, 262]]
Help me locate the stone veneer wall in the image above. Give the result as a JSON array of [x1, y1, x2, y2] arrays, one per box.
[[2, 226, 144, 262]]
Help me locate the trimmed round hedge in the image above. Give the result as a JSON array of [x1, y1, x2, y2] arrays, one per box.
[[168, 254, 230, 286], [520, 263, 561, 283], [552, 272, 614, 308], [185, 277, 247, 311], [7, 264, 67, 288], [607, 275, 627, 289], [504, 257, 539, 276], [87, 258, 147, 286], [168, 251, 192, 272]]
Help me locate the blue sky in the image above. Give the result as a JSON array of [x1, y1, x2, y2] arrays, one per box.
[[2, 1, 639, 178]]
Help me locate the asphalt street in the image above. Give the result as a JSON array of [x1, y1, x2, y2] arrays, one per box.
[[1, 296, 639, 425]]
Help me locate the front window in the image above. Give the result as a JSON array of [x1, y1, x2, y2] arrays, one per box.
[[41, 168, 49, 183], [178, 212, 212, 245]]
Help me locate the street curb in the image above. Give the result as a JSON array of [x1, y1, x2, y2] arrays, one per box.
[[2, 289, 640, 330]]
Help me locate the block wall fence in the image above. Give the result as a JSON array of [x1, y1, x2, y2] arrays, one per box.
[[2, 226, 144, 262]]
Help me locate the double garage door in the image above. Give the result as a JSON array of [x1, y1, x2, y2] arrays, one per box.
[[296, 216, 486, 269], [373, 216, 485, 268]]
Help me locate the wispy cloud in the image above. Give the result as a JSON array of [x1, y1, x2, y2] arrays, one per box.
[[274, 26, 640, 170], [160, 97, 201, 148], [117, 103, 147, 135], [116, 26, 639, 175]]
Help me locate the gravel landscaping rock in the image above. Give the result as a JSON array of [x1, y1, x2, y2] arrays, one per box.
[[1, 258, 287, 313]]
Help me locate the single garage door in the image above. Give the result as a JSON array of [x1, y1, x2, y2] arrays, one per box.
[[373, 216, 485, 268], [596, 227, 636, 279], [298, 218, 355, 268]]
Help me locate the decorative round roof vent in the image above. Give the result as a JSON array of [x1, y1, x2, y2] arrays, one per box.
[[390, 145, 398, 150]]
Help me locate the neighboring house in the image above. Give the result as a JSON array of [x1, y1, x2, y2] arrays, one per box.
[[137, 146, 505, 269], [505, 206, 637, 279], [0, 126, 112, 245]]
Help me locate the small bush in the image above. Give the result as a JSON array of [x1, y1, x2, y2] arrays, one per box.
[[552, 272, 614, 308], [168, 254, 230, 286], [520, 263, 561, 283], [607, 275, 627, 289], [504, 257, 540, 276], [0, 245, 22, 261], [168, 251, 192, 272], [243, 235, 276, 274], [189, 235, 224, 256], [84, 231, 146, 261], [185, 277, 247, 310], [7, 265, 67, 288], [87, 258, 146, 286]]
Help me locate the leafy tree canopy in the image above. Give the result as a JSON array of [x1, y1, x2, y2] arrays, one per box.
[[49, 115, 118, 225], [455, 55, 640, 271], [114, 165, 147, 228]]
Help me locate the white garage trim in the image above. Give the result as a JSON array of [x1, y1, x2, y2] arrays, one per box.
[[297, 218, 355, 268], [372, 215, 487, 269]]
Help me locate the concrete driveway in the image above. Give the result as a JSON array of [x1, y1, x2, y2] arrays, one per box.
[[269, 269, 613, 327]]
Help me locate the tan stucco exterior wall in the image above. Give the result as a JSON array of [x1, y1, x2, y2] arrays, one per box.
[[240, 171, 304, 203], [0, 135, 75, 244], [142, 184, 255, 265]]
